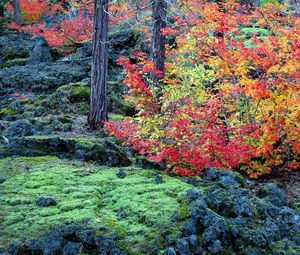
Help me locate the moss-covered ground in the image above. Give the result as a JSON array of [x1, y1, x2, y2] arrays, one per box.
[[0, 156, 193, 253]]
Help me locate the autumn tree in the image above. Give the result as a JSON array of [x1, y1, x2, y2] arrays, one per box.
[[13, 0, 22, 25], [150, 0, 167, 89], [0, 4, 4, 19], [88, 0, 109, 129], [106, 1, 300, 178]]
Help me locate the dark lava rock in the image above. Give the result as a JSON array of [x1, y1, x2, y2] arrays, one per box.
[[74, 149, 87, 161], [110, 248, 123, 255], [116, 169, 126, 179], [4, 119, 34, 138], [258, 183, 286, 207], [62, 242, 83, 255], [186, 189, 201, 201], [163, 247, 177, 255], [183, 219, 198, 236], [154, 175, 164, 184], [30, 231, 63, 255], [27, 36, 52, 66], [176, 239, 189, 254], [103, 140, 131, 167], [7, 241, 20, 255], [208, 240, 222, 254], [1, 136, 129, 166], [0, 60, 89, 95], [163, 168, 300, 255], [135, 156, 165, 170], [4, 225, 127, 255], [202, 167, 244, 187], [36, 197, 57, 207], [0, 32, 34, 61], [233, 196, 256, 217], [187, 235, 198, 247]]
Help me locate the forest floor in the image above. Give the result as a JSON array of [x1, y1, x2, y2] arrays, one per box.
[[0, 30, 299, 255]]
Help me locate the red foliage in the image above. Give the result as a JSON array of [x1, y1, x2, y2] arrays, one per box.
[[105, 2, 300, 178], [7, 0, 49, 24]]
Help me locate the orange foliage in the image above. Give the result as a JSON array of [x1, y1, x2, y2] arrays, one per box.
[[106, 1, 300, 178], [7, 0, 49, 24]]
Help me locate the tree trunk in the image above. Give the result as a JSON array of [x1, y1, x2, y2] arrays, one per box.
[[88, 0, 109, 130], [0, 5, 4, 19], [150, 0, 166, 90], [13, 0, 22, 25]]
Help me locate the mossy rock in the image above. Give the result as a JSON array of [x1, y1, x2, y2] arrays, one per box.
[[0, 58, 28, 69], [3, 135, 131, 167], [0, 157, 193, 252], [70, 85, 90, 102], [0, 108, 17, 119]]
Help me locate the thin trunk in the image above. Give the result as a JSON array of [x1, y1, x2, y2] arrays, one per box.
[[150, 0, 166, 90], [0, 5, 4, 19], [13, 0, 22, 26], [88, 0, 109, 130]]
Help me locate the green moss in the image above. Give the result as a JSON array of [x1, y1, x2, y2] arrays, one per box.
[[0, 58, 28, 69], [0, 108, 17, 119], [70, 85, 90, 102], [109, 113, 126, 122], [0, 157, 193, 252], [24, 135, 98, 149], [33, 99, 47, 107], [0, 156, 58, 179]]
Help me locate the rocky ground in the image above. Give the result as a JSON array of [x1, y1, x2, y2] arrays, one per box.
[[0, 29, 299, 255]]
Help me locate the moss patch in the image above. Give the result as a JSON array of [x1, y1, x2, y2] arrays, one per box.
[[0, 58, 28, 69], [70, 85, 90, 102], [0, 157, 192, 252], [0, 108, 17, 119]]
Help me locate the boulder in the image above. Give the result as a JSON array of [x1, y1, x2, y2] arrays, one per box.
[[116, 169, 126, 179], [4, 119, 34, 138], [176, 239, 189, 254], [0, 32, 34, 61], [163, 247, 176, 255], [30, 231, 63, 255], [0, 60, 89, 95], [36, 197, 57, 207], [103, 140, 131, 167], [62, 242, 83, 255], [27, 36, 53, 65], [258, 183, 286, 207]]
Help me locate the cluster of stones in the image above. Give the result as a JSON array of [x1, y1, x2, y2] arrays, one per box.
[[3, 226, 127, 255], [163, 168, 300, 255]]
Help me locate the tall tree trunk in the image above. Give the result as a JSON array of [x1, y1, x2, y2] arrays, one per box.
[[88, 0, 109, 130], [13, 0, 22, 25], [150, 0, 166, 90], [0, 5, 4, 19]]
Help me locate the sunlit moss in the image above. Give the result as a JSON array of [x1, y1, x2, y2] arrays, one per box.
[[0, 157, 193, 252]]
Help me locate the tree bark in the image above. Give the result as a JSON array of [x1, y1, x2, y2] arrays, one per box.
[[0, 5, 4, 19], [88, 0, 109, 130], [150, 0, 166, 90], [13, 0, 22, 25]]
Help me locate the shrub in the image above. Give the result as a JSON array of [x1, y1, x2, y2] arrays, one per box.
[[106, 1, 300, 178]]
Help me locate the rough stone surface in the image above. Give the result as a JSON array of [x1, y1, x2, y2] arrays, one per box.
[[36, 197, 57, 207], [0, 60, 90, 95], [0, 32, 34, 61], [27, 36, 53, 65], [162, 168, 300, 255], [6, 226, 127, 255], [4, 119, 34, 138], [0, 136, 131, 168]]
